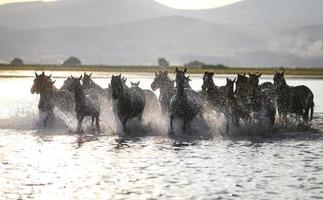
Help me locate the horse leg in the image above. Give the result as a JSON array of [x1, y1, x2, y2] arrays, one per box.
[[91, 116, 95, 126], [122, 117, 128, 134], [77, 114, 84, 133], [95, 113, 100, 133], [169, 113, 174, 135]]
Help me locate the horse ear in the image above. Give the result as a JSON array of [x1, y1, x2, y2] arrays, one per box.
[[184, 68, 187, 73], [130, 81, 134, 84], [119, 74, 121, 78], [210, 72, 214, 76], [257, 73, 262, 78], [226, 77, 229, 82], [35, 72, 38, 77], [52, 80, 56, 84], [89, 73, 92, 77], [248, 73, 252, 77], [79, 75, 82, 80], [155, 72, 158, 77], [175, 67, 179, 73], [71, 75, 74, 79], [49, 74, 52, 78], [243, 73, 246, 77], [233, 78, 236, 83], [42, 71, 45, 76], [138, 81, 140, 85], [282, 69, 285, 75]]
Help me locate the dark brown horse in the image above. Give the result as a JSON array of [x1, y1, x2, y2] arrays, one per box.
[[31, 72, 75, 127], [31, 72, 56, 127]]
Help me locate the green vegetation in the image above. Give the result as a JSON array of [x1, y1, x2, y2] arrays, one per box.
[[0, 64, 323, 77]]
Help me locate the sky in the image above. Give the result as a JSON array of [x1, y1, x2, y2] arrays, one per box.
[[0, 0, 242, 9]]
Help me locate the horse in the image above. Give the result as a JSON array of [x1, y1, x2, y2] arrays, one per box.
[[274, 70, 314, 124], [249, 72, 276, 126], [31, 72, 56, 127], [169, 68, 203, 134], [201, 72, 249, 132], [67, 75, 100, 133], [151, 71, 175, 113], [111, 74, 145, 134]]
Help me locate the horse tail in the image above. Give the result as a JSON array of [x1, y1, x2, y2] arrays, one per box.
[[307, 90, 314, 122], [310, 102, 314, 121]]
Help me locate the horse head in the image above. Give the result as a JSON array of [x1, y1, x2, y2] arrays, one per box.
[[184, 75, 192, 89], [202, 71, 215, 91], [249, 72, 262, 87], [31, 71, 55, 94], [225, 77, 236, 96], [151, 70, 172, 91], [131, 81, 140, 87], [236, 73, 252, 94], [111, 74, 124, 99], [175, 67, 188, 89], [121, 76, 127, 87], [273, 69, 286, 87], [82, 72, 93, 88], [67, 75, 82, 91]]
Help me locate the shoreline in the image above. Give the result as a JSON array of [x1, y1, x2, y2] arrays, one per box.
[[1, 65, 323, 78]]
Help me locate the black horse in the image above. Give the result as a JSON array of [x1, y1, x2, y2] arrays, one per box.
[[274, 70, 314, 124], [67, 75, 100, 133], [111, 74, 145, 134], [169, 68, 203, 134]]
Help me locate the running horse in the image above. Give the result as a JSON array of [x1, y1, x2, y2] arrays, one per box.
[[31, 72, 56, 127], [67, 75, 101, 133], [111, 74, 145, 134], [31, 72, 75, 127], [169, 68, 203, 134]]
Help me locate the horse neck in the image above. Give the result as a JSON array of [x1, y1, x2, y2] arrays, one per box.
[[160, 80, 174, 96], [73, 87, 86, 107], [207, 81, 217, 92], [175, 81, 185, 96]]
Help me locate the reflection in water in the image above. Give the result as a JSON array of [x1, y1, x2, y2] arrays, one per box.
[[0, 74, 323, 199]]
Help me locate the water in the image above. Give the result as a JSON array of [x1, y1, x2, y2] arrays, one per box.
[[1, 71, 323, 199]]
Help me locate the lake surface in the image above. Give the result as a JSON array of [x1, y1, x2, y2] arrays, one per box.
[[1, 71, 323, 199]]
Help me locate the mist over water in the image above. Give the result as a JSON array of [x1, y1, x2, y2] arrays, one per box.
[[1, 72, 323, 199]]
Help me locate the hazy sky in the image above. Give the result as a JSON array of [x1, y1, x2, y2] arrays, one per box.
[[0, 0, 241, 9]]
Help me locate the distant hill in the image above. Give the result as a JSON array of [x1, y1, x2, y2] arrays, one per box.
[[0, 0, 176, 28], [0, 0, 323, 66], [0, 16, 272, 64], [184, 0, 323, 29]]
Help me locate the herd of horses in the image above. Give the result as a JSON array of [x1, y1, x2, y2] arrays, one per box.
[[31, 68, 315, 135]]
